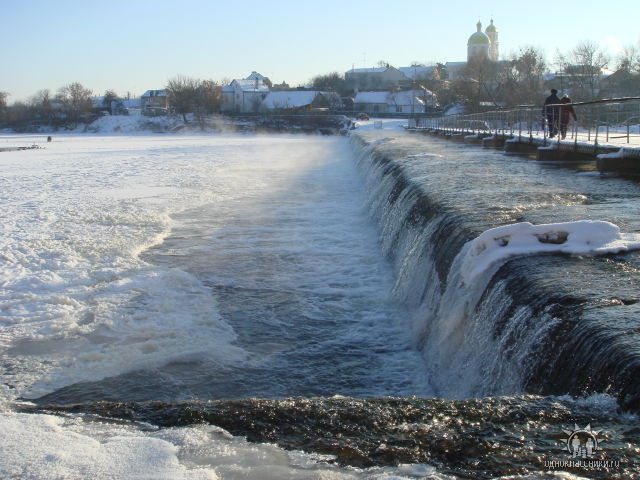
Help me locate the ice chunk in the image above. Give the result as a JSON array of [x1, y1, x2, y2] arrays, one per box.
[[461, 221, 640, 285]]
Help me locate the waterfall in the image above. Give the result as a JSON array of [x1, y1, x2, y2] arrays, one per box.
[[351, 134, 640, 410]]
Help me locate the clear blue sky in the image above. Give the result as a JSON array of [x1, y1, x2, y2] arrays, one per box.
[[2, 0, 639, 102]]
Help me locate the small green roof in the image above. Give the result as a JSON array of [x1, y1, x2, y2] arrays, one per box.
[[485, 19, 497, 33], [468, 32, 490, 45], [468, 20, 490, 45]]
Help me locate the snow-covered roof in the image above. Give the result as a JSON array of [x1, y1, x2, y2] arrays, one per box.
[[354, 91, 388, 104], [390, 91, 426, 106], [141, 89, 167, 98], [346, 67, 389, 74], [354, 90, 426, 106], [398, 66, 436, 80], [245, 71, 269, 81], [260, 91, 342, 110], [229, 79, 270, 92], [600, 68, 615, 78], [261, 91, 319, 109]]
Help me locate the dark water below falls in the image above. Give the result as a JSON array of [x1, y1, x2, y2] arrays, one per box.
[[30, 132, 640, 478]]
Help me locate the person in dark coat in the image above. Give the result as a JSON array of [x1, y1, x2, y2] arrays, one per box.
[[559, 96, 577, 139], [542, 88, 561, 138]]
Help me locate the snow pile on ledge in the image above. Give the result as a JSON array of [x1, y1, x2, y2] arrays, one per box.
[[85, 114, 186, 133], [461, 221, 640, 284], [597, 148, 625, 159]]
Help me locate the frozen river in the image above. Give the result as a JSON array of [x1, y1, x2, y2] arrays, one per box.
[[2, 131, 639, 479], [0, 133, 433, 479]]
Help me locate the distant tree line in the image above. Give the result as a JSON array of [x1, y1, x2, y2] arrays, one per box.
[[0, 82, 97, 131], [0, 76, 223, 131], [1, 38, 639, 130]]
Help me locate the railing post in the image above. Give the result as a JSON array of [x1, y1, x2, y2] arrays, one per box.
[[518, 110, 522, 141]]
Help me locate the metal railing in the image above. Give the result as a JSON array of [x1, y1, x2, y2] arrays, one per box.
[[410, 97, 640, 147]]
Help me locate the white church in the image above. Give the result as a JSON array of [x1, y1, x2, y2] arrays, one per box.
[[467, 19, 499, 61], [444, 19, 500, 80]]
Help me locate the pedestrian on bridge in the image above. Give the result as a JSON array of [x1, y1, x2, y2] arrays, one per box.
[[559, 96, 577, 140], [542, 88, 561, 138]]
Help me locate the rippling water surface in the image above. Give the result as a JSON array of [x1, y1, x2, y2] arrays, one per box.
[[2, 131, 640, 479]]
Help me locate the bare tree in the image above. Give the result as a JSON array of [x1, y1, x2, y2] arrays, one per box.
[[102, 90, 119, 113], [198, 80, 222, 114], [0, 91, 8, 112], [193, 80, 222, 127], [311, 72, 347, 94], [617, 42, 640, 73], [167, 76, 223, 125], [166, 75, 199, 123], [514, 47, 546, 96], [556, 41, 609, 100], [29, 89, 56, 126], [55, 82, 93, 124], [457, 56, 502, 111], [0, 91, 8, 124], [501, 46, 547, 106], [4, 101, 31, 129]]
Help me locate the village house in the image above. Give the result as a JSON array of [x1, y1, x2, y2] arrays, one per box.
[[353, 90, 432, 115], [599, 69, 640, 98], [443, 62, 468, 81], [141, 89, 169, 115], [245, 71, 272, 87], [343, 20, 500, 90], [222, 73, 270, 113], [345, 66, 407, 90], [259, 91, 341, 113], [111, 98, 141, 115], [90, 96, 111, 115], [398, 66, 438, 83]]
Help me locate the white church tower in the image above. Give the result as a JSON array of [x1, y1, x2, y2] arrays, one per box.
[[485, 18, 499, 61]]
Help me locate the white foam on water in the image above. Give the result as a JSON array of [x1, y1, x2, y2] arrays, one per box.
[[0, 133, 442, 478], [408, 220, 640, 399], [3, 134, 335, 400], [0, 411, 447, 480]]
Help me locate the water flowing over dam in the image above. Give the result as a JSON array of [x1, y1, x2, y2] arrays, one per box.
[[2, 132, 640, 479], [351, 131, 640, 409]]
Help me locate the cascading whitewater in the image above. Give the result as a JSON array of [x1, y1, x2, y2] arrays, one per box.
[[351, 133, 640, 409]]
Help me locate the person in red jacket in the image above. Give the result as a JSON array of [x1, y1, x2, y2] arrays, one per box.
[[559, 96, 577, 139]]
